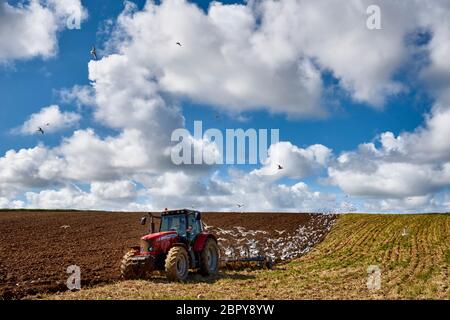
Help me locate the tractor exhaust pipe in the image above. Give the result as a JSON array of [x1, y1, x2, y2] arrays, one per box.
[[140, 213, 159, 234], [147, 212, 161, 234], [150, 215, 155, 234]]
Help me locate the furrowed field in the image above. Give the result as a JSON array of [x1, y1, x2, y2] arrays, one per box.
[[42, 214, 449, 300], [0, 211, 332, 299]]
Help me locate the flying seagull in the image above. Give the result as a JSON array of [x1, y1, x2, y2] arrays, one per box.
[[277, 164, 283, 170], [236, 204, 244, 208], [176, 42, 182, 47], [90, 45, 97, 60], [37, 127, 44, 135]]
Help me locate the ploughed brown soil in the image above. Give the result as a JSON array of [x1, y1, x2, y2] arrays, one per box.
[[0, 210, 335, 300]]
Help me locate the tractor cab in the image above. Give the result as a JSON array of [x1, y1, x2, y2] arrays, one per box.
[[159, 210, 202, 242]]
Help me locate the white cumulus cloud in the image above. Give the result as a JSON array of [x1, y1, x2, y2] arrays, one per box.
[[0, 0, 87, 63], [2, 0, 450, 213], [328, 105, 450, 200], [253, 142, 332, 179], [14, 105, 80, 135]]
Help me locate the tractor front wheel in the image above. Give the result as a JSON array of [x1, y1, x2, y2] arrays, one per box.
[[165, 246, 189, 281], [120, 250, 142, 280], [200, 238, 219, 276]]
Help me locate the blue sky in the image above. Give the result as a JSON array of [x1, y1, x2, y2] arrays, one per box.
[[0, 0, 432, 155], [0, 0, 449, 212]]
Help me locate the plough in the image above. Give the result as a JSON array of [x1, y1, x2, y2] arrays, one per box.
[[220, 255, 274, 270]]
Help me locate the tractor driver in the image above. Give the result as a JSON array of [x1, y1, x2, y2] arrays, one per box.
[[187, 213, 201, 241], [166, 215, 187, 238]]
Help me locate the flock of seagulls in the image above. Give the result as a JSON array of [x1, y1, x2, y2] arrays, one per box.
[[209, 214, 336, 262]]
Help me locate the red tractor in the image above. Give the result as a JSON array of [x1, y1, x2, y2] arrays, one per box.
[[120, 209, 219, 281]]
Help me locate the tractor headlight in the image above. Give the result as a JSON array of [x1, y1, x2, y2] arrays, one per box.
[[140, 240, 153, 252]]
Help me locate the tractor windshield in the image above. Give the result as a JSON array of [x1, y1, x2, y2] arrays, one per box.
[[160, 214, 187, 237]]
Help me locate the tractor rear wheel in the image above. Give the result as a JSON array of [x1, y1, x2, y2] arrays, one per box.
[[200, 238, 219, 276], [120, 250, 143, 280], [165, 246, 189, 281]]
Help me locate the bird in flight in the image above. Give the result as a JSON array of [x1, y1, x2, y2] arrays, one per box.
[[236, 204, 244, 208], [277, 164, 283, 170], [37, 127, 44, 135], [176, 42, 182, 47], [90, 45, 97, 60]]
